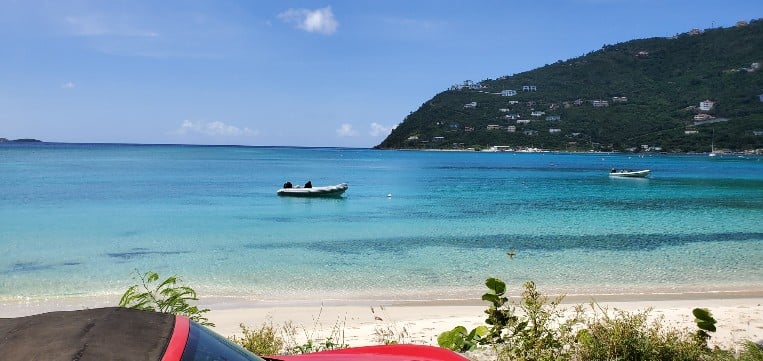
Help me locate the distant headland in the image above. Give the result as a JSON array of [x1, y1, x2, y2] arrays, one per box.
[[0, 138, 42, 143]]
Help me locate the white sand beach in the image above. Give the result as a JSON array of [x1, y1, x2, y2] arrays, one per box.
[[205, 295, 763, 350]]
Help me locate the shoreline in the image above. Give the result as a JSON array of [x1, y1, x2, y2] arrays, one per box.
[[2, 291, 761, 349], [3, 288, 763, 314]]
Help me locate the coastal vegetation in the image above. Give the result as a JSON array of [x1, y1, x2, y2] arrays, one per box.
[[437, 277, 744, 361], [118, 271, 763, 360], [377, 19, 763, 153], [118, 270, 214, 326]]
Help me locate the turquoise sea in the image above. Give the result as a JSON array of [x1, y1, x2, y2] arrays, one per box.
[[1, 143, 762, 304]]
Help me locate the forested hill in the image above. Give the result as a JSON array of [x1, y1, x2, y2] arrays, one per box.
[[376, 20, 763, 153]]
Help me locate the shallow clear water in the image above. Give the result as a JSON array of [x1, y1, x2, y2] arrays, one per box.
[[1, 143, 762, 302]]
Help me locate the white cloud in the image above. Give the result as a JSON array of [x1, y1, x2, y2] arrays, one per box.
[[277, 6, 338, 35], [176, 120, 256, 137], [62, 81, 76, 89], [336, 123, 357, 137], [369, 122, 392, 137]]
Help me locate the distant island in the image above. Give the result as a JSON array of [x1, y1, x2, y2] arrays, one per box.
[[0, 138, 42, 143], [377, 19, 763, 153]]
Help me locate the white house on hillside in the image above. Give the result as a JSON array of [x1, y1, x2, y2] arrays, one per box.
[[699, 99, 715, 111]]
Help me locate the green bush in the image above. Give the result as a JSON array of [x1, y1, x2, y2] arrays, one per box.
[[439, 278, 583, 360], [693, 307, 718, 349], [229, 311, 351, 356], [438, 275, 761, 361], [575, 307, 706, 361], [437, 325, 488, 352], [229, 322, 284, 356], [736, 341, 763, 361]]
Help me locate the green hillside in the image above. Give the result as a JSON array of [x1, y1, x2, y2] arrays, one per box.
[[376, 20, 763, 153]]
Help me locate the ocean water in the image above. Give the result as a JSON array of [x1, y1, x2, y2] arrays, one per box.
[[1, 143, 762, 304]]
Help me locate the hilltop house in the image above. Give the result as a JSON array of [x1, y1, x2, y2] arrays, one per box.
[[501, 90, 517, 97], [592, 100, 609, 107], [699, 99, 715, 111], [522, 85, 537, 91], [450, 80, 484, 91], [464, 102, 477, 109]]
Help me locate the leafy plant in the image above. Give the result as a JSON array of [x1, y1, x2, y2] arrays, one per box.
[[118, 270, 213, 326], [438, 277, 582, 360], [481, 277, 515, 344], [437, 325, 488, 352], [438, 277, 509, 352], [497, 281, 580, 360], [693, 307, 718, 348]]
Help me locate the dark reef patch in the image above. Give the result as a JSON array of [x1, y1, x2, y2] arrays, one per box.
[[106, 247, 188, 260]]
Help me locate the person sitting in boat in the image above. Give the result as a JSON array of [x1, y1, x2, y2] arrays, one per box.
[[611, 168, 617, 173], [283, 181, 293, 188], [304, 180, 312, 188]]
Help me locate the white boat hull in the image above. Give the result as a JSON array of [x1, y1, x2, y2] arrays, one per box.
[[277, 183, 348, 197], [609, 170, 650, 178]]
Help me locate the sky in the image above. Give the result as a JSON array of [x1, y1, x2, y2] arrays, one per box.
[[1, 1, 761, 147]]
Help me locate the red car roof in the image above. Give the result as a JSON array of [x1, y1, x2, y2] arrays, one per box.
[[266, 344, 469, 361]]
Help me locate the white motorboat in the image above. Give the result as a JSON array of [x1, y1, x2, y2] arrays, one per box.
[[609, 169, 651, 178], [277, 183, 348, 197]]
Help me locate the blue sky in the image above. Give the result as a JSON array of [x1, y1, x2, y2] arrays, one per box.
[[1, 1, 761, 147]]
